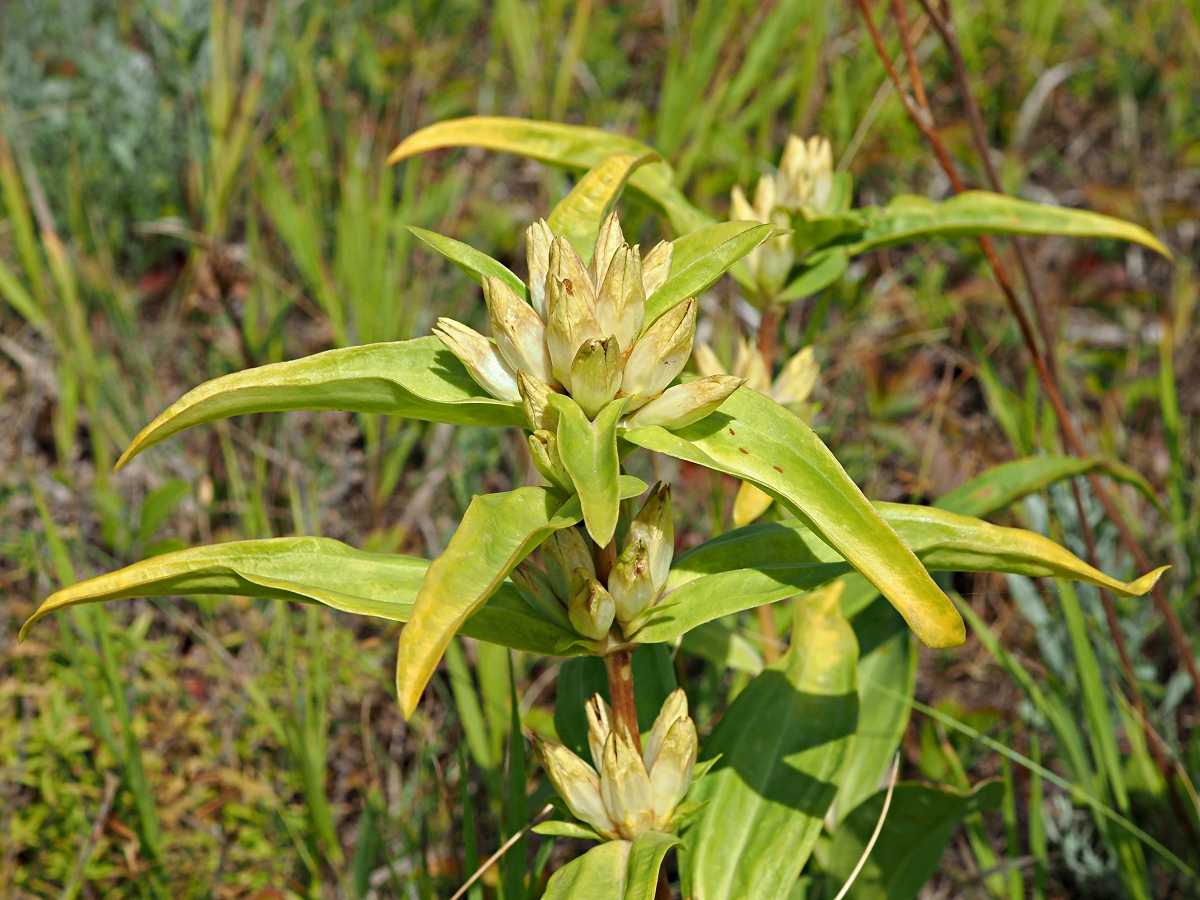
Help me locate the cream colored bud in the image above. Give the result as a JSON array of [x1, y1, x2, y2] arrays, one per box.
[[600, 729, 655, 839], [542, 527, 595, 602], [730, 185, 757, 224], [432, 318, 519, 401], [648, 715, 698, 831], [590, 210, 625, 289], [595, 244, 646, 353], [570, 336, 623, 419], [546, 274, 603, 392], [526, 219, 554, 321], [627, 482, 673, 594], [772, 345, 818, 408], [536, 738, 618, 839], [691, 342, 728, 377], [569, 569, 616, 640], [752, 172, 778, 223], [585, 693, 612, 769], [529, 430, 572, 492], [623, 375, 743, 431], [733, 337, 772, 394], [642, 688, 688, 772], [609, 538, 656, 625], [620, 298, 697, 409], [641, 240, 673, 297], [518, 371, 558, 432], [485, 276, 557, 386], [512, 560, 571, 629], [778, 135, 833, 211], [548, 236, 596, 310]]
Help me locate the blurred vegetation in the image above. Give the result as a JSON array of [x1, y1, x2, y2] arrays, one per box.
[[1, 0, 1198, 897]]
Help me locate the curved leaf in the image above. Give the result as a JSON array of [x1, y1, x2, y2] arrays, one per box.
[[19, 538, 578, 656], [678, 620, 763, 674], [849, 192, 1171, 258], [532, 821, 602, 841], [623, 389, 965, 648], [668, 221, 762, 274], [542, 839, 631, 899], [642, 224, 774, 328], [386, 117, 712, 234], [552, 395, 628, 546], [777, 246, 849, 302], [116, 337, 526, 469], [624, 832, 682, 900], [407, 226, 528, 300], [681, 590, 858, 900], [548, 152, 660, 262], [395, 477, 646, 716]]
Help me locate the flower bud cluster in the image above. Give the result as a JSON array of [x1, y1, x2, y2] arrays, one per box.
[[433, 212, 742, 434], [512, 483, 674, 642], [537, 689, 698, 840]]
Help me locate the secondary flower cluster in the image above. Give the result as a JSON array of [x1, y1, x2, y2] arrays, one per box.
[[537, 689, 698, 840], [433, 212, 743, 437], [513, 483, 673, 643]]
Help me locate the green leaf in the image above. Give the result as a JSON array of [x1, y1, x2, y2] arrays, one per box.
[[548, 152, 660, 262], [849, 192, 1171, 258], [551, 395, 627, 547], [407, 226, 528, 300], [19, 538, 580, 656], [624, 389, 965, 648], [532, 820, 603, 841], [642, 224, 775, 328], [777, 247, 849, 302], [624, 832, 682, 900], [826, 781, 1004, 900], [137, 480, 191, 546], [787, 210, 864, 256], [668, 221, 763, 274], [542, 840, 632, 899], [682, 591, 858, 900], [387, 117, 712, 235], [678, 620, 763, 674], [116, 337, 526, 469], [831, 597, 915, 825]]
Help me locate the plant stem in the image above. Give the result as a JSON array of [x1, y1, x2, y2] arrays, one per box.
[[755, 606, 781, 664], [604, 649, 640, 752]]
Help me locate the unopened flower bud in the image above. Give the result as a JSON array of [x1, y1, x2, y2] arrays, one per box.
[[772, 345, 818, 408], [624, 375, 743, 430], [777, 134, 833, 211], [526, 219, 554, 320], [512, 560, 571, 629], [691, 342, 726, 378], [642, 688, 688, 772], [627, 483, 673, 594], [641, 240, 673, 297], [569, 569, 616, 640], [518, 371, 558, 432], [485, 276, 557, 386], [536, 738, 618, 839], [529, 430, 572, 492], [432, 318, 519, 401], [585, 693, 612, 768], [620, 298, 697, 409], [608, 538, 656, 626], [570, 336, 623, 419], [542, 527, 594, 602], [733, 337, 772, 394], [648, 715, 697, 831], [595, 244, 645, 353], [600, 729, 655, 839], [546, 274, 602, 391], [590, 210, 625, 289]]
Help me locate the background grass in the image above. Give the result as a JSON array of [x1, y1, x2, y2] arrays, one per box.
[[1, 0, 1198, 897]]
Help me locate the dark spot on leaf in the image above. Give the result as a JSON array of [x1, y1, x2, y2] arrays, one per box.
[[729, 428, 736, 435], [738, 447, 748, 454], [773, 465, 783, 473]]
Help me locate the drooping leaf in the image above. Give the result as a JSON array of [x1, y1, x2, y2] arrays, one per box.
[[541, 839, 631, 899], [825, 781, 1004, 900], [849, 192, 1171, 258], [386, 117, 711, 234], [116, 337, 526, 469], [681, 590, 859, 900], [548, 152, 660, 262], [624, 389, 965, 648], [624, 831, 682, 900], [407, 226, 528, 300], [552, 395, 628, 547], [778, 246, 849, 302], [642, 224, 775, 328], [19, 538, 578, 655], [787, 210, 865, 255]]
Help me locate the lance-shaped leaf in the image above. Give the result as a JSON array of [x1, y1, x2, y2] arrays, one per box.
[[642, 224, 775, 328], [407, 226, 528, 300], [668, 221, 763, 274], [623, 388, 965, 648], [681, 590, 858, 900], [395, 477, 646, 716], [551, 394, 628, 547], [387, 116, 712, 235], [541, 839, 631, 899], [19, 538, 581, 656], [848, 191, 1171, 258], [548, 152, 660, 263], [117, 337, 526, 469], [624, 831, 683, 900], [777, 246, 849, 302]]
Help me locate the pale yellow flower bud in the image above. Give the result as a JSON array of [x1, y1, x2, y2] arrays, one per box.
[[777, 134, 833, 211], [590, 210, 625, 289], [485, 276, 557, 387], [542, 527, 595, 602], [536, 738, 618, 840], [570, 336, 623, 419], [512, 560, 571, 629], [585, 693, 612, 769], [595, 243, 646, 354], [627, 482, 673, 594], [641, 240, 673, 297], [432, 318, 519, 401], [620, 298, 697, 409], [733, 337, 772, 394], [529, 430, 572, 492], [608, 538, 656, 625], [548, 236, 596, 311], [600, 729, 655, 839], [730, 184, 757, 224], [569, 568, 616, 640], [691, 342, 727, 378], [518, 371, 558, 433], [648, 715, 697, 831], [546, 273, 603, 392], [623, 375, 743, 431], [642, 688, 688, 772], [526, 219, 554, 321], [772, 345, 819, 409]]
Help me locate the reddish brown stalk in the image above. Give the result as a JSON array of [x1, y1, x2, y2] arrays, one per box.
[[855, 0, 1200, 705], [605, 649, 640, 752]]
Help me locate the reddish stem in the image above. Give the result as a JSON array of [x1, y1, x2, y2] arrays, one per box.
[[604, 649, 640, 752]]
